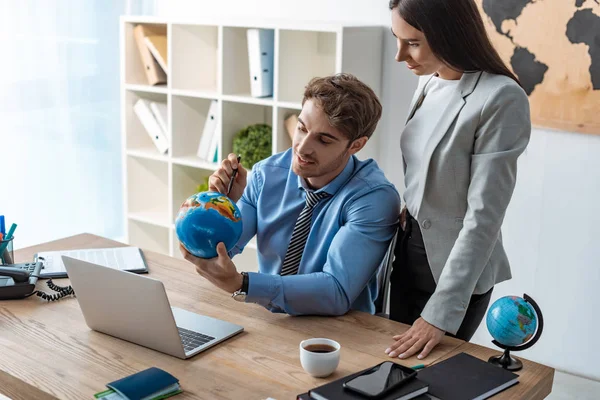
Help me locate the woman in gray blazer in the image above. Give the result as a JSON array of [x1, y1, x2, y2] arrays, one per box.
[[384, 0, 531, 361]]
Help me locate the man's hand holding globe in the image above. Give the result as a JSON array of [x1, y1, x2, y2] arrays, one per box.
[[176, 153, 247, 294], [179, 242, 243, 294]]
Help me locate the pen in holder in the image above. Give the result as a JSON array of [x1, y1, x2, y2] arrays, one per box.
[[0, 237, 14, 265]]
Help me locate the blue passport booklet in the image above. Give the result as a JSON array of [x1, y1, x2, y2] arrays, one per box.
[[94, 367, 182, 400]]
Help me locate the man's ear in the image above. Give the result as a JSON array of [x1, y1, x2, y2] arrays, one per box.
[[348, 136, 368, 155]]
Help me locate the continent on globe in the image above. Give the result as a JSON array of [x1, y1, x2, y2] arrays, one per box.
[[566, 9, 600, 89], [510, 47, 549, 95], [516, 301, 536, 341], [206, 196, 242, 222], [482, 0, 533, 39]]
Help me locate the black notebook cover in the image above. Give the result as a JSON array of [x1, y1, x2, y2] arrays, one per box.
[[301, 365, 429, 400], [417, 352, 519, 400]]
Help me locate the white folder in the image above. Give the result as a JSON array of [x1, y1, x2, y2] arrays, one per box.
[[197, 99, 219, 160], [134, 99, 169, 154], [206, 123, 220, 163], [150, 101, 168, 139], [247, 29, 274, 98]]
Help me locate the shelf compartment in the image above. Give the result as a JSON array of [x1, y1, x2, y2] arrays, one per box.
[[124, 22, 168, 86], [171, 95, 219, 161], [127, 219, 170, 256], [124, 90, 169, 155], [126, 156, 169, 226], [222, 101, 273, 164], [277, 30, 337, 103], [171, 24, 219, 92], [222, 26, 275, 101]]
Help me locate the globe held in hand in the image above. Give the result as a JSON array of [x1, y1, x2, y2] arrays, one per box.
[[175, 191, 243, 259], [486, 296, 538, 348]]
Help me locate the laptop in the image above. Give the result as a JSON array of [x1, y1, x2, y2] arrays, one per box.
[[62, 255, 244, 359]]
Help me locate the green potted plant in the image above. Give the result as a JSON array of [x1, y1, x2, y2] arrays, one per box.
[[195, 176, 209, 194], [233, 123, 272, 170]]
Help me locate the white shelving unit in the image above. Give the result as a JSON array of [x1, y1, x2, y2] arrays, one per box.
[[120, 16, 383, 272]]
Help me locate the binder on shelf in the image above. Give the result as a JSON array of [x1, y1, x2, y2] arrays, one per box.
[[133, 24, 167, 86], [206, 124, 220, 164], [144, 35, 168, 74], [196, 99, 219, 161], [134, 99, 169, 154], [150, 101, 168, 139], [247, 29, 274, 98]]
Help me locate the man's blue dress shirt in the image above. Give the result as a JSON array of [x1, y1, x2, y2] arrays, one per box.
[[230, 149, 400, 315]]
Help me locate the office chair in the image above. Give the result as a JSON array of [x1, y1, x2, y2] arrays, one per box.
[[374, 227, 399, 318]]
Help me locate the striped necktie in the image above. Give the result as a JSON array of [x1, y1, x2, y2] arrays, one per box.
[[280, 190, 330, 276]]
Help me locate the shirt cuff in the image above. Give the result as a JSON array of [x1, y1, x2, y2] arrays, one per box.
[[227, 245, 243, 259], [246, 272, 279, 307]]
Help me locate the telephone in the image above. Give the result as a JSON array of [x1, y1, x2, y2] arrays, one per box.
[[0, 262, 74, 301]]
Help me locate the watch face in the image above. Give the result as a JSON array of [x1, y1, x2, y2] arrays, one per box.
[[233, 292, 247, 302]]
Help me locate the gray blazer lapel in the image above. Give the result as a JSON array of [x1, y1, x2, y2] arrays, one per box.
[[405, 75, 435, 124], [415, 71, 483, 211]]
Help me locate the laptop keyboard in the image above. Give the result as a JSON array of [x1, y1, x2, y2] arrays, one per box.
[[178, 327, 215, 352]]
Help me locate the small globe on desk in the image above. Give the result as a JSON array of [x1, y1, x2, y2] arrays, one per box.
[[486, 294, 544, 371], [175, 191, 243, 259]]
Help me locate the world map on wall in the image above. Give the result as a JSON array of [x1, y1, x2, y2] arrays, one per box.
[[476, 0, 600, 134]]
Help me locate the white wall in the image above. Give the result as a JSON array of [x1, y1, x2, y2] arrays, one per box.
[[154, 0, 600, 381]]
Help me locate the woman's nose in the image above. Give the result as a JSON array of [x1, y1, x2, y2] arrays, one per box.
[[395, 42, 407, 62]]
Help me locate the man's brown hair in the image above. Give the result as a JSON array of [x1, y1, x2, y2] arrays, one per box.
[[302, 73, 383, 142]]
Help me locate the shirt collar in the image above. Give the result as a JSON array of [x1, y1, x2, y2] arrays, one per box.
[[296, 155, 356, 196]]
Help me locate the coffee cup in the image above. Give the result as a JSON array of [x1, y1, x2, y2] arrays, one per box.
[[299, 338, 341, 378]]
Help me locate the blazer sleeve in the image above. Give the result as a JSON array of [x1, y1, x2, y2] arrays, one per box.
[[420, 83, 531, 334]]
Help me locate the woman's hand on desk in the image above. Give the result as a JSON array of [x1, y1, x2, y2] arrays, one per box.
[[385, 317, 445, 360], [179, 243, 243, 294]]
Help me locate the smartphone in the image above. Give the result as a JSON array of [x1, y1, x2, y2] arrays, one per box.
[[342, 361, 417, 398]]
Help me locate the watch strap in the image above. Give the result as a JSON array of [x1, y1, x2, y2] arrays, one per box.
[[240, 272, 249, 294]]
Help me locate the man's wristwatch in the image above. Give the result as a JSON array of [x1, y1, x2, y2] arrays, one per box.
[[232, 272, 249, 302]]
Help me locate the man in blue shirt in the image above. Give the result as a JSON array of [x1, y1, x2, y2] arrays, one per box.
[[180, 73, 401, 316]]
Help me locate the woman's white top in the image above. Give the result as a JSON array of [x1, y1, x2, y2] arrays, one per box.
[[401, 76, 461, 216]]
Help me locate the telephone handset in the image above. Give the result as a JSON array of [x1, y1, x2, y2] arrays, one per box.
[[0, 262, 74, 301], [0, 266, 31, 282]]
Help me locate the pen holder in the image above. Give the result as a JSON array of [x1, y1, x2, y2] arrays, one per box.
[[0, 237, 14, 265]]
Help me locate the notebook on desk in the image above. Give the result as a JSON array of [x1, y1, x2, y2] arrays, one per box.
[[35, 247, 148, 278], [417, 352, 519, 400]]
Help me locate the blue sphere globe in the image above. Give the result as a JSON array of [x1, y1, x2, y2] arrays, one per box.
[[175, 191, 243, 259], [486, 296, 538, 347]]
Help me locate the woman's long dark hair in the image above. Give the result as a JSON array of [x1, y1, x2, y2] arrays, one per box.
[[389, 0, 521, 86]]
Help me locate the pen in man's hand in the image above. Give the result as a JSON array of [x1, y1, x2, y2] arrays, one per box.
[[226, 155, 242, 196]]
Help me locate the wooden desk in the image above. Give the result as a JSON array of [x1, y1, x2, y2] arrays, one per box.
[[0, 234, 553, 399]]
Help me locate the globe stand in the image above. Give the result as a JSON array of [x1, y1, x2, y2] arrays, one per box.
[[489, 348, 523, 371], [488, 294, 544, 372]]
